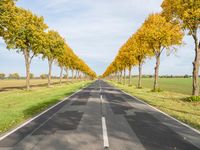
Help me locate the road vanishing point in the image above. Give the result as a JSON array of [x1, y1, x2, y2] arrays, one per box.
[[0, 80, 200, 150]]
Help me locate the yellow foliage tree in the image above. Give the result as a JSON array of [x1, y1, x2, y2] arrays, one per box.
[[141, 13, 183, 91], [42, 30, 65, 87], [2, 5, 48, 90], [162, 0, 200, 95]]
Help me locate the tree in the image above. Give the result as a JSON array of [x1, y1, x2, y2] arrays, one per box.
[[0, 0, 16, 37], [116, 44, 136, 85], [30, 73, 34, 79], [9, 73, 20, 79], [133, 29, 153, 88], [57, 44, 69, 85], [40, 74, 48, 79], [141, 13, 183, 91], [121, 40, 137, 86], [42, 30, 65, 87], [161, 0, 200, 95], [0, 73, 5, 79], [2, 6, 48, 90]]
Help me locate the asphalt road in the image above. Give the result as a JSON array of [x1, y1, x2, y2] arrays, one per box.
[[0, 80, 200, 150]]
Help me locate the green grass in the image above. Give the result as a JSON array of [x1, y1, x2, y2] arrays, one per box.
[[108, 80, 200, 131], [0, 80, 91, 134], [0, 79, 75, 90], [127, 77, 193, 95]]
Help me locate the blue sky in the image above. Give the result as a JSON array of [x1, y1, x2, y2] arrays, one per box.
[[0, 0, 195, 76]]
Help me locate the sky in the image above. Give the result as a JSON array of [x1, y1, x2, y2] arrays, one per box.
[[0, 0, 196, 76]]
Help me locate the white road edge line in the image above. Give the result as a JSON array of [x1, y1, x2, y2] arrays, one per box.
[[116, 87, 200, 135], [102, 116, 109, 148], [0, 86, 86, 141]]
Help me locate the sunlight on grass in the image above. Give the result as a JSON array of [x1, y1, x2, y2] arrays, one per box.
[[108, 80, 200, 131], [0, 80, 91, 134]]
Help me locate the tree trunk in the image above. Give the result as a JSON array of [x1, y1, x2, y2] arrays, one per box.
[[65, 68, 68, 79], [59, 67, 63, 85], [153, 55, 160, 91], [117, 71, 120, 83], [79, 72, 82, 79], [192, 35, 200, 96], [77, 70, 80, 79], [115, 72, 118, 82], [72, 69, 74, 79], [120, 70, 122, 83], [128, 66, 131, 86], [138, 62, 142, 88], [75, 70, 78, 79], [123, 68, 126, 85], [23, 49, 30, 90], [48, 59, 53, 88], [83, 73, 85, 79]]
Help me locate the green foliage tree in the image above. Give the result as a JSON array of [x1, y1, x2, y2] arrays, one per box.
[[30, 73, 34, 79], [40, 74, 48, 79], [9, 73, 20, 79], [0, 73, 5, 79]]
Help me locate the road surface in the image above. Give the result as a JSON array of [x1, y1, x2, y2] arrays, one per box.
[[0, 80, 200, 150]]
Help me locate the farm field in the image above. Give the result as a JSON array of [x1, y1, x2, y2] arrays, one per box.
[[108, 79, 200, 131], [128, 77, 194, 95], [0, 80, 91, 134], [0, 79, 77, 91]]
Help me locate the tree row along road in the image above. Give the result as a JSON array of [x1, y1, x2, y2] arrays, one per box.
[[0, 1, 96, 91], [102, 0, 200, 97], [0, 80, 200, 150]]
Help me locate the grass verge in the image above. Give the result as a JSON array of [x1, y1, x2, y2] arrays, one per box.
[[107, 80, 200, 131], [0, 80, 91, 134]]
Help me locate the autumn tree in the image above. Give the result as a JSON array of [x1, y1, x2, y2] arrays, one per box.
[[57, 45, 69, 85], [102, 40, 137, 85], [58, 56, 65, 85], [42, 30, 65, 87], [117, 51, 127, 85], [63, 46, 74, 79], [2, 6, 47, 90], [116, 44, 134, 85], [133, 28, 153, 88], [0, 0, 16, 37], [142, 13, 183, 91], [162, 0, 200, 96]]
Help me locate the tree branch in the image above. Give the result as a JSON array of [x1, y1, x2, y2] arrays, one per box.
[[29, 54, 35, 64], [160, 46, 165, 54]]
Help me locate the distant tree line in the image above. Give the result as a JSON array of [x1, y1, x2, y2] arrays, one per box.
[[130, 75, 193, 78], [0, 73, 75, 79]]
